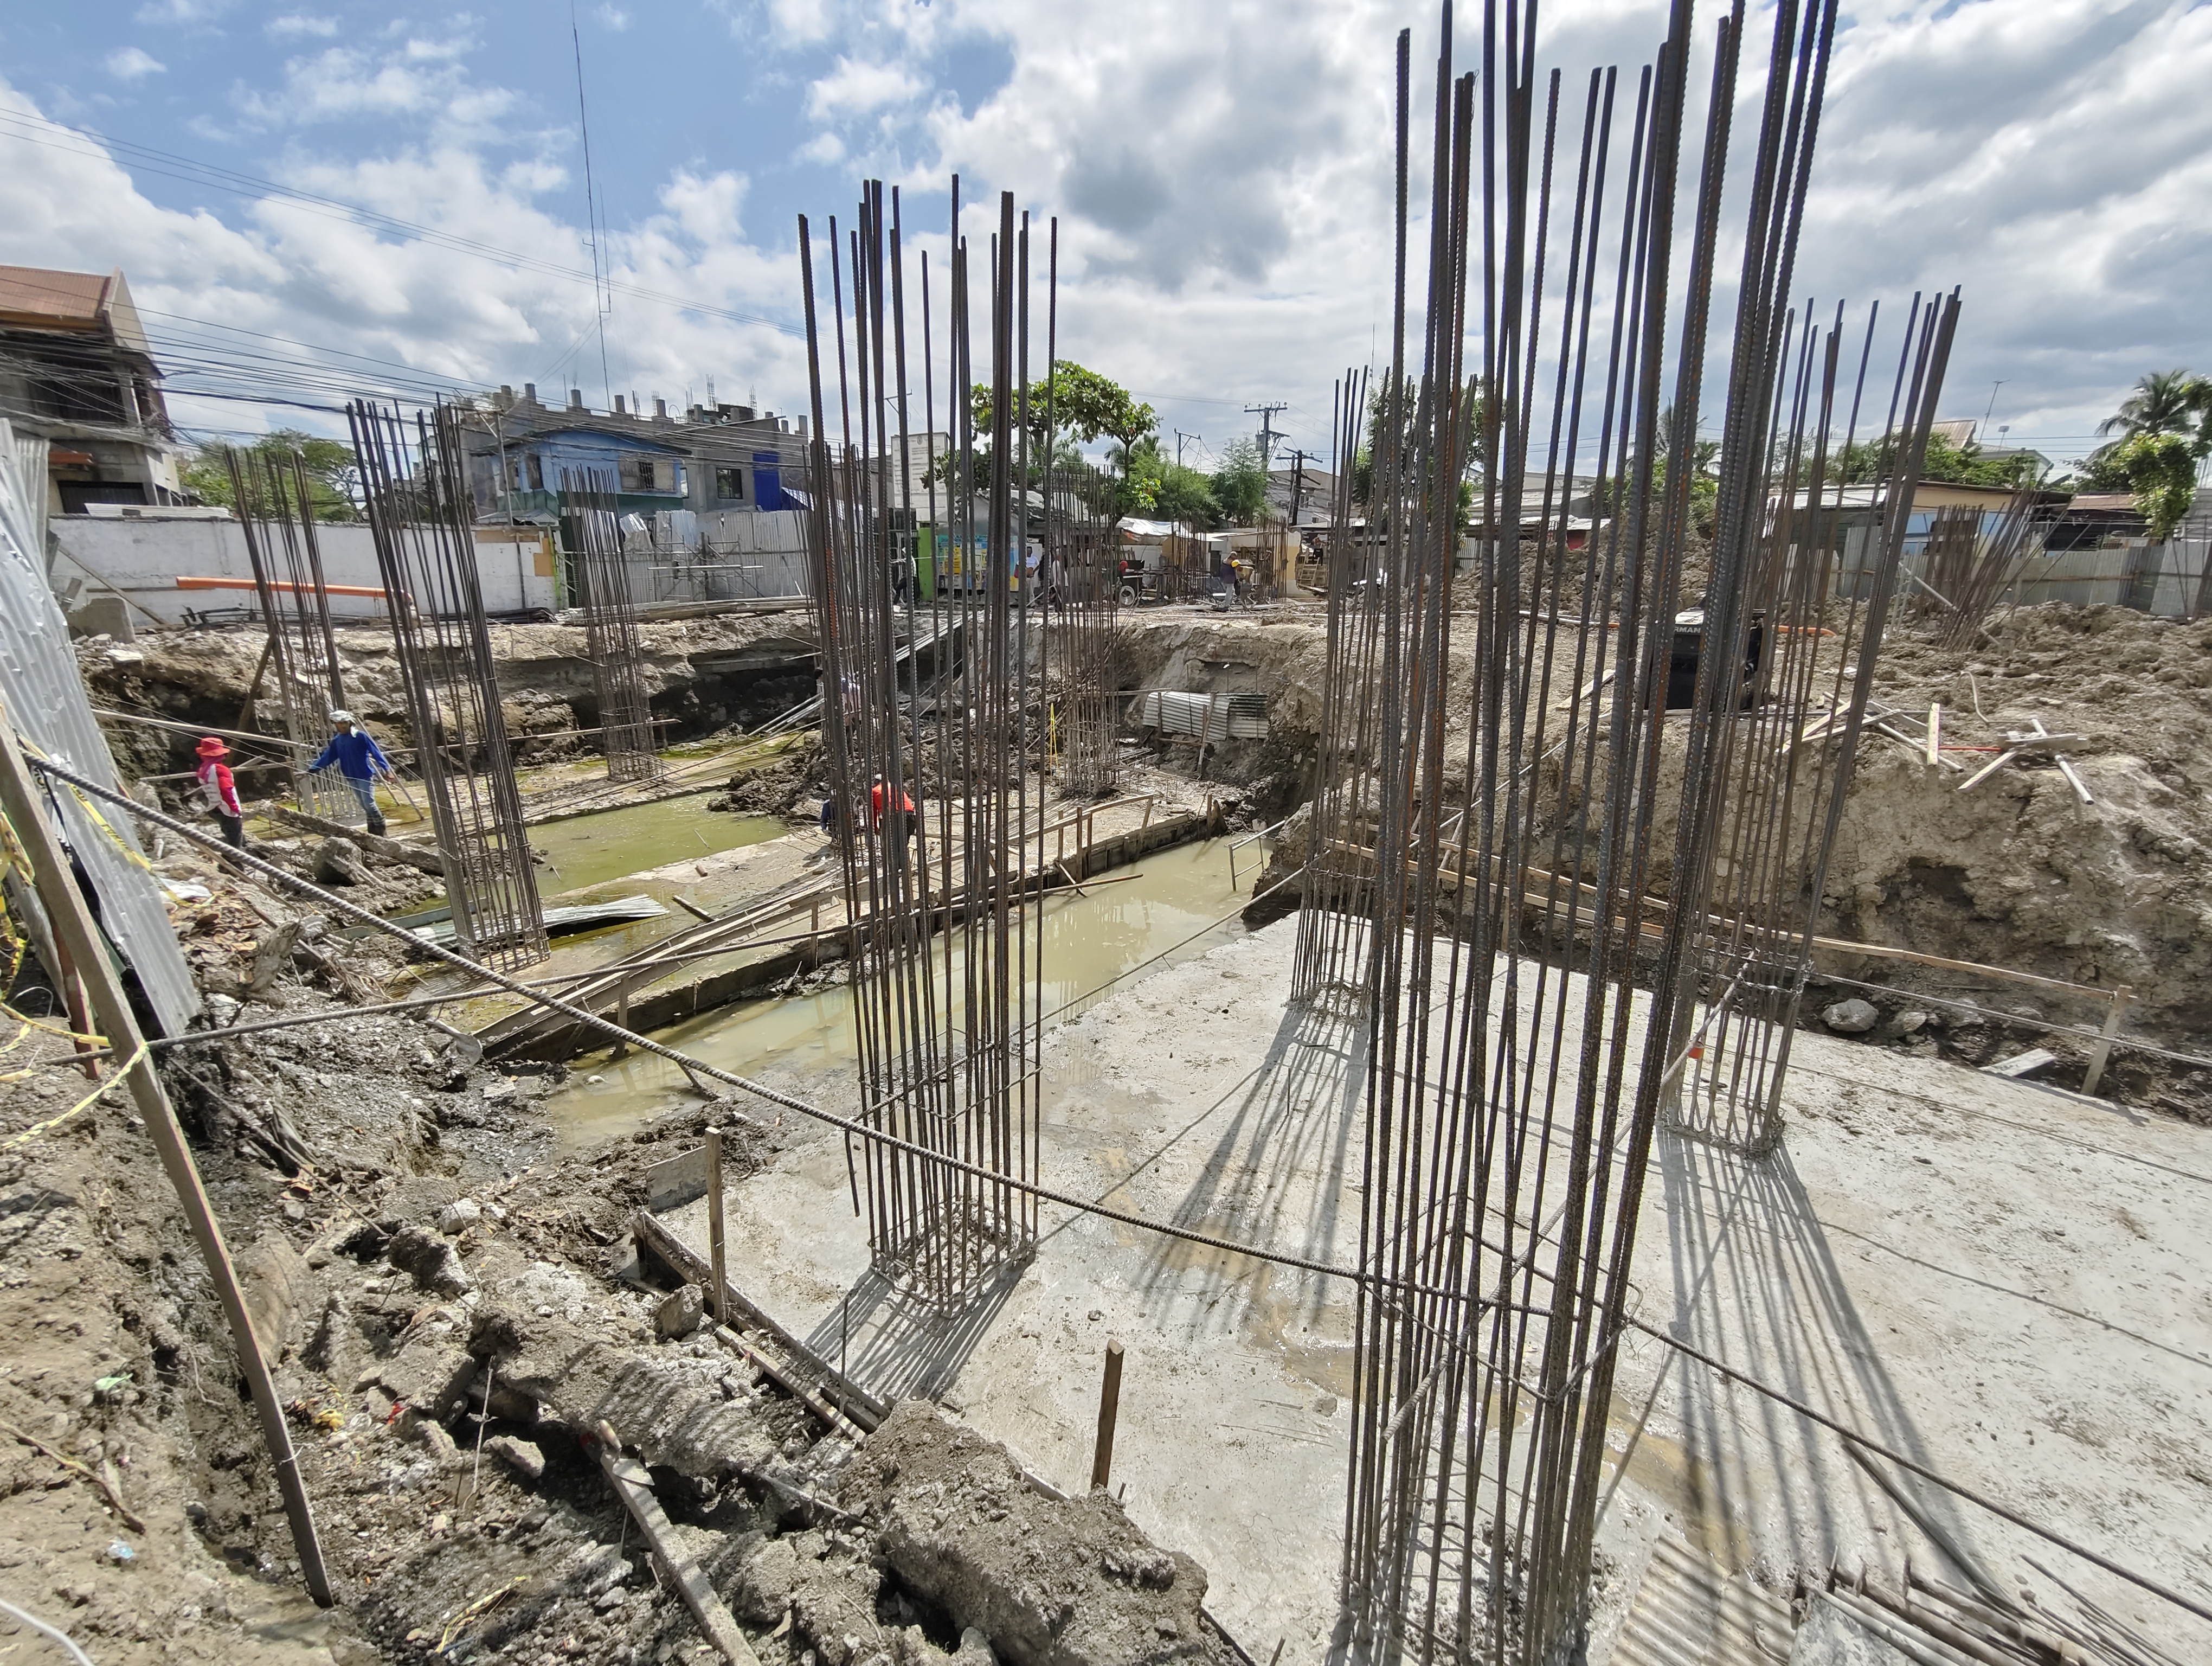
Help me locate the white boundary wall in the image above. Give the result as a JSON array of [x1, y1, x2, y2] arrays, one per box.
[[47, 514, 558, 624]]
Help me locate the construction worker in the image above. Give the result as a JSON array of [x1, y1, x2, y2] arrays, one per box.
[[311, 709, 396, 836], [194, 736, 246, 849], [870, 774, 920, 875]]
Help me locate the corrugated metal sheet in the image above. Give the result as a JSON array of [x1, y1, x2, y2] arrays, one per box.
[[1606, 1533, 1795, 1666], [1135, 689, 1268, 740], [0, 418, 201, 1036], [12, 428, 46, 572]]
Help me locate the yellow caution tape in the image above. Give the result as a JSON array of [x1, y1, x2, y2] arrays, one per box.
[[0, 1039, 149, 1149], [13, 735, 158, 877]]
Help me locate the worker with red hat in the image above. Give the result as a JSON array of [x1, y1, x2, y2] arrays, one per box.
[[194, 736, 246, 849]]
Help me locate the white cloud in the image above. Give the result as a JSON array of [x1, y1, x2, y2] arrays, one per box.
[[778, 0, 838, 45], [267, 14, 340, 39], [596, 4, 632, 30], [4, 0, 2209, 464], [0, 71, 809, 443], [806, 56, 923, 121], [135, 0, 227, 21], [234, 31, 516, 138], [105, 47, 168, 82]]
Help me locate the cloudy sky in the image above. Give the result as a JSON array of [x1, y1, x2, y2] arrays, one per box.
[[0, 0, 2203, 472]]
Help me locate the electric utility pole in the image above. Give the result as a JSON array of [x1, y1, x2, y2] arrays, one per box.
[[1244, 403, 1288, 469]]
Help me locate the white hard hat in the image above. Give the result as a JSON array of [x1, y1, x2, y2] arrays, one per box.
[[329, 709, 355, 725]]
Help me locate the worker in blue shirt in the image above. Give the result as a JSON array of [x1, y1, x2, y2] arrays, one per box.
[[311, 709, 396, 836]]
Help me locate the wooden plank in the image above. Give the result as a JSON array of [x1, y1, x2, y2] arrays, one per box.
[[629, 1210, 888, 1430], [591, 1426, 762, 1666], [1983, 1048, 2058, 1080], [645, 1147, 709, 1212], [1958, 747, 2022, 792]]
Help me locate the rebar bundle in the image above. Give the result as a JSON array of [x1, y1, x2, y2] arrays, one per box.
[[1054, 523, 1122, 796], [1327, 2, 1958, 1659], [1290, 368, 1382, 1013], [1921, 488, 2042, 648], [224, 445, 351, 820], [346, 400, 548, 972], [558, 469, 665, 783], [1658, 300, 1958, 1155], [798, 180, 1045, 1307]]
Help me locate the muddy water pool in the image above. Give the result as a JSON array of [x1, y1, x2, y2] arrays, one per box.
[[529, 798, 786, 897], [545, 837, 1251, 1148]]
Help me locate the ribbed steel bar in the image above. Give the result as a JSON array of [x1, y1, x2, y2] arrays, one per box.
[[345, 399, 547, 971], [558, 469, 664, 783], [796, 175, 1046, 1308], [1329, 1, 1953, 1658]]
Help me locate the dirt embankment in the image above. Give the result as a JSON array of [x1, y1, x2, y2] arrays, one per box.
[[1823, 606, 2212, 1040], [81, 613, 820, 793], [1122, 602, 2212, 1062], [2, 831, 1239, 1664]]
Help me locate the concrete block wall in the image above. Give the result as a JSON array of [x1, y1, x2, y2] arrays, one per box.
[[47, 513, 560, 625]]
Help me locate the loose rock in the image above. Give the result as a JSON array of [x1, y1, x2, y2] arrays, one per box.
[[1822, 997, 1880, 1034]]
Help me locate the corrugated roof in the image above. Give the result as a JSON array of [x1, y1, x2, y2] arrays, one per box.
[[0, 264, 112, 331]]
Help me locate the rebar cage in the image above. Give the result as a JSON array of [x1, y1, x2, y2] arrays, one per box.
[[798, 181, 1054, 1308], [224, 444, 355, 823], [348, 400, 549, 972], [1327, 3, 1958, 1660], [558, 470, 666, 784]]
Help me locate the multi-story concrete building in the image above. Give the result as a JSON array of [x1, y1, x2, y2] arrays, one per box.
[[0, 264, 184, 517], [461, 383, 809, 523]]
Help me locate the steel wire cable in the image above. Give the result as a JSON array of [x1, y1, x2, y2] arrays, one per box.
[[27, 749, 2212, 1637]]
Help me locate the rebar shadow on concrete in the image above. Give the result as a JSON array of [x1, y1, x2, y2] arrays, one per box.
[[1131, 1001, 1371, 1342], [1631, 1131, 1990, 1587], [800, 1254, 1025, 1405]]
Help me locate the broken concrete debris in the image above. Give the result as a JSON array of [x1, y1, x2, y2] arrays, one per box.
[[1822, 998, 1881, 1034]]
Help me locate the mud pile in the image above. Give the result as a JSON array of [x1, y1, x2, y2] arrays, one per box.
[[80, 612, 820, 793], [1, 830, 1241, 1664], [1825, 605, 2212, 1042]]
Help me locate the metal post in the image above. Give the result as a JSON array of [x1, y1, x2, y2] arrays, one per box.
[[1090, 1337, 1124, 1492], [0, 708, 332, 1606], [2081, 984, 2131, 1098], [705, 1126, 728, 1329]]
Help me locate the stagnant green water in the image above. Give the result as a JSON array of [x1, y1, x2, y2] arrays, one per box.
[[530, 798, 787, 898], [545, 837, 1251, 1149]]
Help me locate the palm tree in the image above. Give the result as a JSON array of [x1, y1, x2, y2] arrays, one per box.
[[2095, 369, 2208, 445]]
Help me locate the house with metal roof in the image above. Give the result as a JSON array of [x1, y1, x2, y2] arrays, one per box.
[[0, 264, 184, 517]]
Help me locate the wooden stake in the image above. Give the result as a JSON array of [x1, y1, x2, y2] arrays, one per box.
[[1958, 747, 2021, 792], [591, 1422, 762, 1666], [1090, 1338, 1125, 1492], [0, 707, 332, 1605], [1926, 702, 1941, 768], [2081, 985, 2131, 1099], [705, 1126, 727, 1331]]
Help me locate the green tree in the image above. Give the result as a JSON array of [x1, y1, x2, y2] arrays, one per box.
[[1834, 429, 2042, 489], [2095, 368, 2208, 447], [2112, 432, 2201, 542], [180, 430, 361, 522], [1119, 438, 1219, 526], [1212, 437, 1270, 525], [971, 361, 1156, 477], [2056, 450, 2134, 492]]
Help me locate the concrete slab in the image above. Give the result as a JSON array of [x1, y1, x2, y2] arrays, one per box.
[[645, 914, 2212, 1663]]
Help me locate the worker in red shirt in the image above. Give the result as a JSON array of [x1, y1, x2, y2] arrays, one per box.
[[194, 736, 246, 849], [869, 774, 920, 875]]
